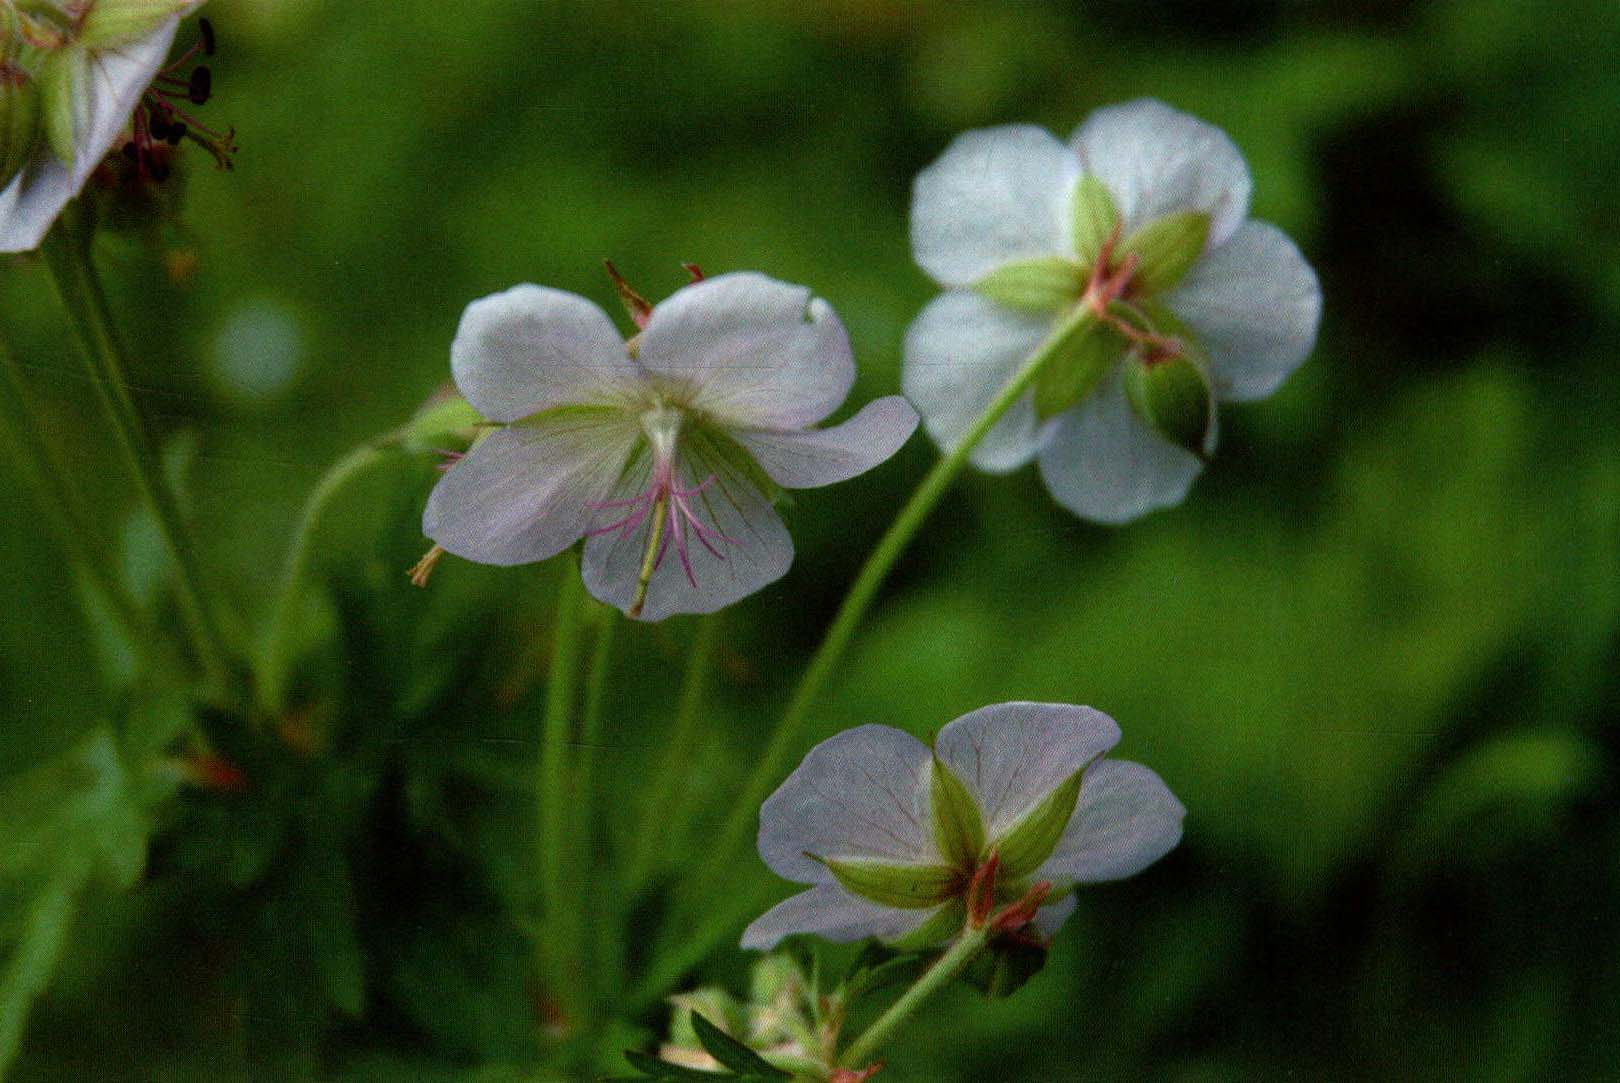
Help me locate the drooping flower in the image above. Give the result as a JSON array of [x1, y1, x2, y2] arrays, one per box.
[[422, 271, 919, 621], [1, 0, 225, 253], [741, 701, 1184, 951], [903, 98, 1322, 523]]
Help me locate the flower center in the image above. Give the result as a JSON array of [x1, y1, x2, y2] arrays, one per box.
[[584, 404, 740, 618], [1082, 227, 1187, 368]]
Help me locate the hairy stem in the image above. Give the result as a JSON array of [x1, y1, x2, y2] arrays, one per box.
[[537, 555, 587, 1014], [839, 925, 989, 1070], [40, 223, 233, 694]]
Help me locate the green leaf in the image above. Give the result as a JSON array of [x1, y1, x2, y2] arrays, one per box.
[[1123, 351, 1215, 460], [814, 856, 959, 910], [995, 767, 1085, 881], [624, 1048, 738, 1077], [929, 753, 985, 869], [691, 1013, 790, 1078], [1031, 315, 1124, 420], [0, 873, 83, 1078], [1119, 210, 1210, 294], [1070, 173, 1120, 264], [973, 256, 1085, 314]]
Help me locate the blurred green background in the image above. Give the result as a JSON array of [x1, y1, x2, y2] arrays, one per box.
[[2, 0, 1618, 1078]]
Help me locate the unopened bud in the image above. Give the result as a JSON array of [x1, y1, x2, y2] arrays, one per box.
[[1123, 347, 1214, 460]]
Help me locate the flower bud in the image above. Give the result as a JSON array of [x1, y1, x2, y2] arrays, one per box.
[[0, 63, 43, 189], [1123, 348, 1215, 459]]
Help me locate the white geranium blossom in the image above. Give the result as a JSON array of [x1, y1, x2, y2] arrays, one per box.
[[904, 98, 1322, 523], [423, 272, 919, 621], [741, 702, 1184, 951], [0, 1, 205, 253]]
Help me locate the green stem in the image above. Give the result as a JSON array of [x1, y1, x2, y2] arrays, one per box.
[[0, 332, 152, 645], [839, 925, 989, 1070], [627, 614, 722, 885], [257, 442, 391, 712], [707, 308, 1086, 888], [40, 224, 233, 694], [537, 555, 587, 1008], [574, 603, 618, 1011]]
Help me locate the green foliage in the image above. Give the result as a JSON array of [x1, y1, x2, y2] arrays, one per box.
[[0, 0, 1616, 1079]]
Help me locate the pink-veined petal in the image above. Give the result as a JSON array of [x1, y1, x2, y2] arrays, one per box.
[[1037, 759, 1185, 883], [1167, 221, 1322, 402], [423, 406, 639, 566], [756, 724, 938, 884], [740, 883, 939, 952], [1071, 98, 1251, 250], [637, 272, 855, 429], [911, 123, 1080, 287], [1035, 368, 1207, 524], [730, 396, 918, 490], [933, 703, 1121, 841], [901, 290, 1052, 473], [450, 284, 641, 423]]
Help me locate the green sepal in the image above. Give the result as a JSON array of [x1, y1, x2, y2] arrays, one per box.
[[929, 753, 985, 869], [622, 1048, 745, 1078], [399, 392, 483, 453], [994, 766, 1086, 881], [813, 855, 959, 910], [691, 1013, 791, 1079], [1119, 210, 1209, 295], [1123, 350, 1215, 460], [1031, 314, 1125, 420], [886, 900, 966, 952], [79, 0, 187, 49], [973, 256, 1085, 314], [40, 48, 83, 166], [1070, 173, 1120, 264], [0, 64, 41, 189]]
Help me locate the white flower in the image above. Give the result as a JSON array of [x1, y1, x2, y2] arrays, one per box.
[[741, 701, 1184, 951], [423, 272, 919, 621], [903, 98, 1322, 523], [1, 1, 206, 253]]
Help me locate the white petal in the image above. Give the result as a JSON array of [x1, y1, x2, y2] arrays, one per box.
[[1031, 894, 1078, 939], [450, 285, 640, 423], [756, 724, 937, 884], [637, 272, 854, 429], [0, 22, 179, 254], [911, 124, 1080, 286], [901, 290, 1052, 473], [740, 884, 937, 952], [580, 431, 793, 621], [1038, 760, 1185, 883], [1035, 369, 1205, 524], [423, 407, 639, 566], [1166, 221, 1322, 402], [730, 397, 918, 490], [1071, 98, 1251, 249], [934, 703, 1121, 840]]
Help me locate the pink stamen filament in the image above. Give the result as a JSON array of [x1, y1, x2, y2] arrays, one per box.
[[585, 464, 742, 613], [1082, 227, 1186, 365]]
